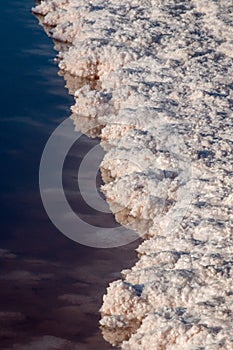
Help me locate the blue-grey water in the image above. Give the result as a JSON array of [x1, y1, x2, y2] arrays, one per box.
[[0, 1, 138, 348]]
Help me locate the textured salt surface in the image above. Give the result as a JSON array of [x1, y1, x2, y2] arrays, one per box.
[[33, 1, 233, 349]]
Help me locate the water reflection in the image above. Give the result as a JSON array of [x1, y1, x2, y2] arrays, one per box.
[[0, 1, 138, 349]]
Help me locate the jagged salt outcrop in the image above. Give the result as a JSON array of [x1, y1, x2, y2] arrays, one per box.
[[33, 1, 233, 349]]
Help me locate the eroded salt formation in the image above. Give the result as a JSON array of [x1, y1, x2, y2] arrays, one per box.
[[33, 0, 233, 349]]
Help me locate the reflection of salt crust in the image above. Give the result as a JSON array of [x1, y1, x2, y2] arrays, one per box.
[[33, 1, 233, 349]]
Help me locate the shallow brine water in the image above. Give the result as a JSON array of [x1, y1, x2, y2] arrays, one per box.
[[0, 1, 138, 349]]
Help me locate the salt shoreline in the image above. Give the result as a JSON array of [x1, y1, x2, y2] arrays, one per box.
[[33, 1, 233, 349]]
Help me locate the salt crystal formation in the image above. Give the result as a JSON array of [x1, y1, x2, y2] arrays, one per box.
[[33, 1, 233, 349]]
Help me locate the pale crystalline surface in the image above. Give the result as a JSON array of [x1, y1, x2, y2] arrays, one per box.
[[33, 0, 233, 349]]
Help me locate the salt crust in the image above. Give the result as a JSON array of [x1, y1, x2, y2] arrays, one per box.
[[33, 0, 233, 349]]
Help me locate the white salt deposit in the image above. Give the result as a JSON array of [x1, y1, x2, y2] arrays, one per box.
[[33, 0, 233, 349]]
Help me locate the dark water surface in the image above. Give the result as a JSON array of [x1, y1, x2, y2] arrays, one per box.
[[0, 1, 138, 349]]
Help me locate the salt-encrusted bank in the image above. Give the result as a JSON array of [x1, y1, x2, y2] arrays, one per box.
[[33, 1, 233, 349]]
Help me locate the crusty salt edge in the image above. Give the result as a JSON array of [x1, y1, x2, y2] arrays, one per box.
[[32, 1, 233, 349]]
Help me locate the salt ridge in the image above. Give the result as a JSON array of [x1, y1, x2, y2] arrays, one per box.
[[33, 1, 233, 349]]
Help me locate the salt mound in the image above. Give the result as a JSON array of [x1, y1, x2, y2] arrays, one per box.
[[33, 1, 233, 349]]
